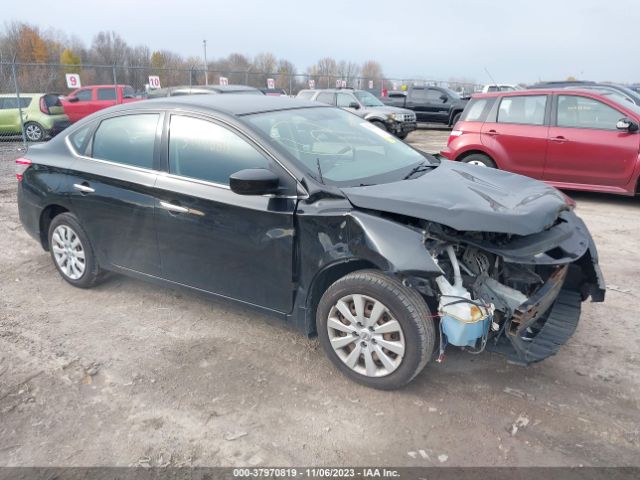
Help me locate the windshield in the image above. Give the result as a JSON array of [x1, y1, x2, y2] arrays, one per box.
[[246, 107, 432, 187], [354, 91, 384, 107]]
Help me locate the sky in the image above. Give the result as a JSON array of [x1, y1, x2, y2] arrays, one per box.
[[7, 0, 640, 84]]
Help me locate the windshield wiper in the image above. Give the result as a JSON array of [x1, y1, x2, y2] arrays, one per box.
[[403, 161, 437, 180]]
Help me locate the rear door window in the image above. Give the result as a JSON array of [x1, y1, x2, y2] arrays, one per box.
[[168, 115, 271, 186], [556, 95, 623, 130], [97, 88, 117, 101], [315, 92, 336, 105], [92, 114, 159, 169], [497, 95, 547, 125], [297, 91, 315, 101], [1, 97, 32, 109]]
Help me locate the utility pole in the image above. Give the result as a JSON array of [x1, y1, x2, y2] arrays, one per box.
[[203, 40, 208, 85]]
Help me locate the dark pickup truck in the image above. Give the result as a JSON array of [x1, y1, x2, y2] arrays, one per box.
[[382, 86, 468, 126]]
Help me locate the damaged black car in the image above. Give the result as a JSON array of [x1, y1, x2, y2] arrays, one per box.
[[16, 95, 605, 390]]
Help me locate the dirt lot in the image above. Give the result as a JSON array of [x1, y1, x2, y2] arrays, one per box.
[[1, 129, 639, 468]]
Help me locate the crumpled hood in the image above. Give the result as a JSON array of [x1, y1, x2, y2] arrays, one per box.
[[341, 161, 570, 236]]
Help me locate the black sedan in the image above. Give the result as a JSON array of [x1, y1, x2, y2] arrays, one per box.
[[16, 95, 605, 389]]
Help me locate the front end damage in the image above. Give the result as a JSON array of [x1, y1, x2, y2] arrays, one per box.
[[421, 211, 605, 365]]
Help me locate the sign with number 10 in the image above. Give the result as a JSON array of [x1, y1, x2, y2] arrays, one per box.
[[148, 76, 161, 89]]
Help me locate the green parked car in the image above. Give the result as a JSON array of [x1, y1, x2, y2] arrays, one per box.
[[0, 93, 71, 142]]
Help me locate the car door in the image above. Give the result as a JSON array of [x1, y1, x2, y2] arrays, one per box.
[[0, 98, 18, 132], [95, 87, 118, 110], [424, 88, 451, 123], [405, 88, 430, 121], [64, 88, 94, 122], [154, 114, 297, 313], [67, 112, 163, 275], [480, 94, 550, 179], [544, 94, 639, 189]]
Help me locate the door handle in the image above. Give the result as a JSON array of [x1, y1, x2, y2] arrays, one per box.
[[73, 183, 95, 194], [159, 201, 204, 216], [486, 129, 499, 136], [160, 201, 190, 214], [551, 136, 569, 143]]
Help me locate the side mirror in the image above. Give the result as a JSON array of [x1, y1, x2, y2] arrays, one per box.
[[616, 117, 639, 132], [440, 94, 448, 103], [229, 168, 280, 196], [348, 101, 360, 109], [67, 96, 79, 103]]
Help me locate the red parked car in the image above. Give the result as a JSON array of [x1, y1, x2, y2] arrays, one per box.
[[61, 85, 138, 123], [440, 89, 640, 196]]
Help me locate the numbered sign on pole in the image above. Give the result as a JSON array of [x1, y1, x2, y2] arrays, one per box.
[[336, 79, 342, 88], [308, 79, 315, 89], [148, 76, 161, 89], [368, 80, 374, 89], [341, 79, 347, 88], [392, 82, 398, 91], [65, 73, 81, 89], [219, 76, 229, 86], [267, 78, 275, 89]]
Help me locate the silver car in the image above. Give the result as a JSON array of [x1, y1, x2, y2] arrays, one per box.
[[297, 88, 417, 139]]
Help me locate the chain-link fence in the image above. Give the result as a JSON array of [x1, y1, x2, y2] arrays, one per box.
[[0, 61, 482, 147]]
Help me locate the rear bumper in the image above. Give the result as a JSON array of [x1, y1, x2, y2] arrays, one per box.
[[439, 147, 454, 159], [17, 183, 42, 244]]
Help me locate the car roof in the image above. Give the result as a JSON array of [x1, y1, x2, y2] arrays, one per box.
[[472, 88, 606, 98], [128, 94, 325, 116]]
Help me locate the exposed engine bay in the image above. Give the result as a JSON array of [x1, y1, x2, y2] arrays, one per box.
[[421, 212, 604, 365]]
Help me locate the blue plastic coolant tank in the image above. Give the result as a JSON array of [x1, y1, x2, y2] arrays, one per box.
[[441, 315, 490, 347]]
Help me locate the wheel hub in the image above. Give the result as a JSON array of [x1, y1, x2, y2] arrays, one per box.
[[326, 294, 405, 378]]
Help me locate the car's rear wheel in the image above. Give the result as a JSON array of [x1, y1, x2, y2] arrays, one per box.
[[461, 153, 496, 168], [316, 270, 435, 390], [396, 132, 409, 140], [48, 213, 102, 289], [24, 122, 45, 142], [451, 112, 462, 126]]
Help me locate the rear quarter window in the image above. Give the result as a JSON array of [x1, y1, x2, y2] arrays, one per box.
[[460, 98, 494, 122]]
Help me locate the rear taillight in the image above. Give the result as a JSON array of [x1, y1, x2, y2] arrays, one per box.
[[448, 129, 463, 146], [39, 96, 49, 114], [15, 157, 31, 182]]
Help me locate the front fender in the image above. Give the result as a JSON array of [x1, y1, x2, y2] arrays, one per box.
[[348, 211, 442, 277]]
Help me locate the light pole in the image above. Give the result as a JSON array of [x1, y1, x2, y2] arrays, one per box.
[[203, 40, 208, 86]]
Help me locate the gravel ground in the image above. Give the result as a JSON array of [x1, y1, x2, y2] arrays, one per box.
[[1, 130, 639, 467]]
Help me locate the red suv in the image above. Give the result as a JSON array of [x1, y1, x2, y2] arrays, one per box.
[[440, 89, 640, 196], [61, 85, 138, 123]]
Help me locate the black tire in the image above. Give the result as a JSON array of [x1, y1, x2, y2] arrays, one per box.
[[48, 212, 102, 289], [370, 120, 388, 132], [451, 112, 462, 126], [24, 122, 45, 142], [316, 270, 435, 390], [396, 132, 409, 140], [461, 153, 497, 168]]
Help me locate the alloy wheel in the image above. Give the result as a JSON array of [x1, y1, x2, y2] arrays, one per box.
[[25, 124, 43, 141], [51, 225, 86, 280], [327, 294, 405, 377]]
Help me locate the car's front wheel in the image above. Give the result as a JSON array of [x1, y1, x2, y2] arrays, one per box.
[[24, 122, 45, 142], [48, 212, 103, 288], [316, 270, 435, 390]]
